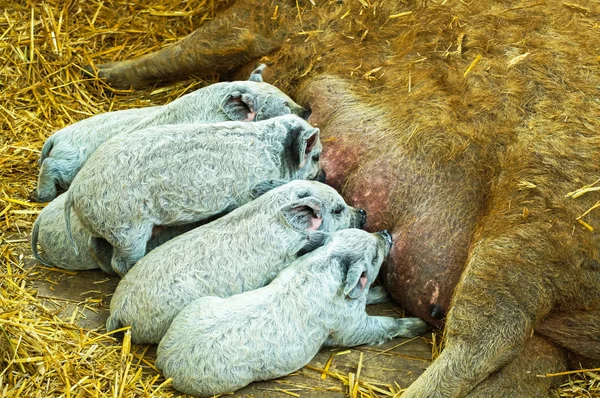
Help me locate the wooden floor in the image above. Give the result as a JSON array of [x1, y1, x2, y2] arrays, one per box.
[[25, 246, 433, 397]]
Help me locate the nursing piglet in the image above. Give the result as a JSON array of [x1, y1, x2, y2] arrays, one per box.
[[156, 228, 426, 397], [65, 114, 322, 276], [106, 180, 367, 344], [30, 193, 199, 274], [32, 64, 309, 202]]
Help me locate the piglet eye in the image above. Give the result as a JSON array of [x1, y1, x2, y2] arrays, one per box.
[[333, 205, 344, 215], [312, 154, 320, 162]]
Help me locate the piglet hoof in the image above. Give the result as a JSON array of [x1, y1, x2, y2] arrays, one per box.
[[395, 318, 428, 338], [28, 190, 39, 202], [29, 189, 52, 203]]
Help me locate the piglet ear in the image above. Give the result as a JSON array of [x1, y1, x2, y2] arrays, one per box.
[[248, 64, 266, 82], [299, 231, 330, 255], [279, 197, 323, 231], [221, 90, 257, 121], [295, 128, 320, 168], [343, 254, 369, 299], [250, 179, 288, 199]]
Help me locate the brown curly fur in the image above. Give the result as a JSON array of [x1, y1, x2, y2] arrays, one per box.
[[90, 0, 600, 396]]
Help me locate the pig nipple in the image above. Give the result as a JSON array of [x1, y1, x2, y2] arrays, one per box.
[[429, 304, 445, 320]]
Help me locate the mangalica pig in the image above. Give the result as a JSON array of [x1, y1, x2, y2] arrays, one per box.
[[30, 193, 200, 274], [85, 0, 600, 395], [401, 130, 600, 398], [156, 228, 426, 397], [106, 180, 367, 344], [64, 114, 322, 276], [32, 64, 309, 202]]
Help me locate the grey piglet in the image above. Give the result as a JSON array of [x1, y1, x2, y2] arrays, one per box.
[[31, 192, 200, 274], [32, 64, 309, 202], [106, 180, 367, 344], [156, 228, 427, 398], [64, 114, 323, 276]]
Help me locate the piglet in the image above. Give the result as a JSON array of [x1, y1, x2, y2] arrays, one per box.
[[65, 114, 322, 276], [106, 180, 367, 344], [32, 64, 309, 202], [31, 192, 200, 274], [156, 228, 426, 397]]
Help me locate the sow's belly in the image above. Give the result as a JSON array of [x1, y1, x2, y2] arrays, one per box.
[[302, 77, 482, 327]]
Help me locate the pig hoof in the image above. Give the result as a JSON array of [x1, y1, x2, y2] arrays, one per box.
[[106, 314, 123, 333], [81, 64, 119, 96], [28, 190, 39, 202], [81, 64, 96, 79], [82, 62, 147, 90], [29, 190, 52, 203]]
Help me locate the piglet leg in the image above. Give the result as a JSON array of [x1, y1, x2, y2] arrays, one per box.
[[31, 158, 63, 202], [88, 236, 117, 276], [365, 286, 392, 305], [110, 224, 153, 276], [88, 2, 295, 89], [325, 314, 426, 348]]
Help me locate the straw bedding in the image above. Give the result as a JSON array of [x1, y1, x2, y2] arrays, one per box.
[[0, 0, 597, 396]]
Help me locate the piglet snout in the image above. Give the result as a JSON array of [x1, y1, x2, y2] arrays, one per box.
[[378, 230, 393, 251], [358, 208, 367, 228], [315, 169, 327, 183]]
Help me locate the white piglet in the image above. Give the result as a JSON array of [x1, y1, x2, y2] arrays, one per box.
[[30, 192, 201, 274], [64, 115, 323, 276], [32, 64, 309, 202], [106, 180, 366, 343], [156, 228, 427, 398]]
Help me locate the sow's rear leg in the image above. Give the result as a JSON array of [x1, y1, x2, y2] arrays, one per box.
[[88, 1, 294, 89], [536, 309, 600, 363], [464, 334, 567, 398]]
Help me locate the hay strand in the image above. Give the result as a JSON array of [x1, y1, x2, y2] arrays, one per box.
[[463, 54, 482, 77]]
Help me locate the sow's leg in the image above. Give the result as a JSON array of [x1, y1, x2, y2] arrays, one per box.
[[464, 334, 567, 398], [88, 1, 295, 88], [536, 309, 600, 363], [401, 226, 558, 398]]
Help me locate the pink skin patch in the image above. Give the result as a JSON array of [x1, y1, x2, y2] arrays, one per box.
[[359, 271, 368, 291], [320, 140, 364, 191], [310, 216, 322, 230], [430, 284, 440, 304], [346, 159, 397, 231], [300, 133, 318, 169], [244, 111, 256, 121]]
